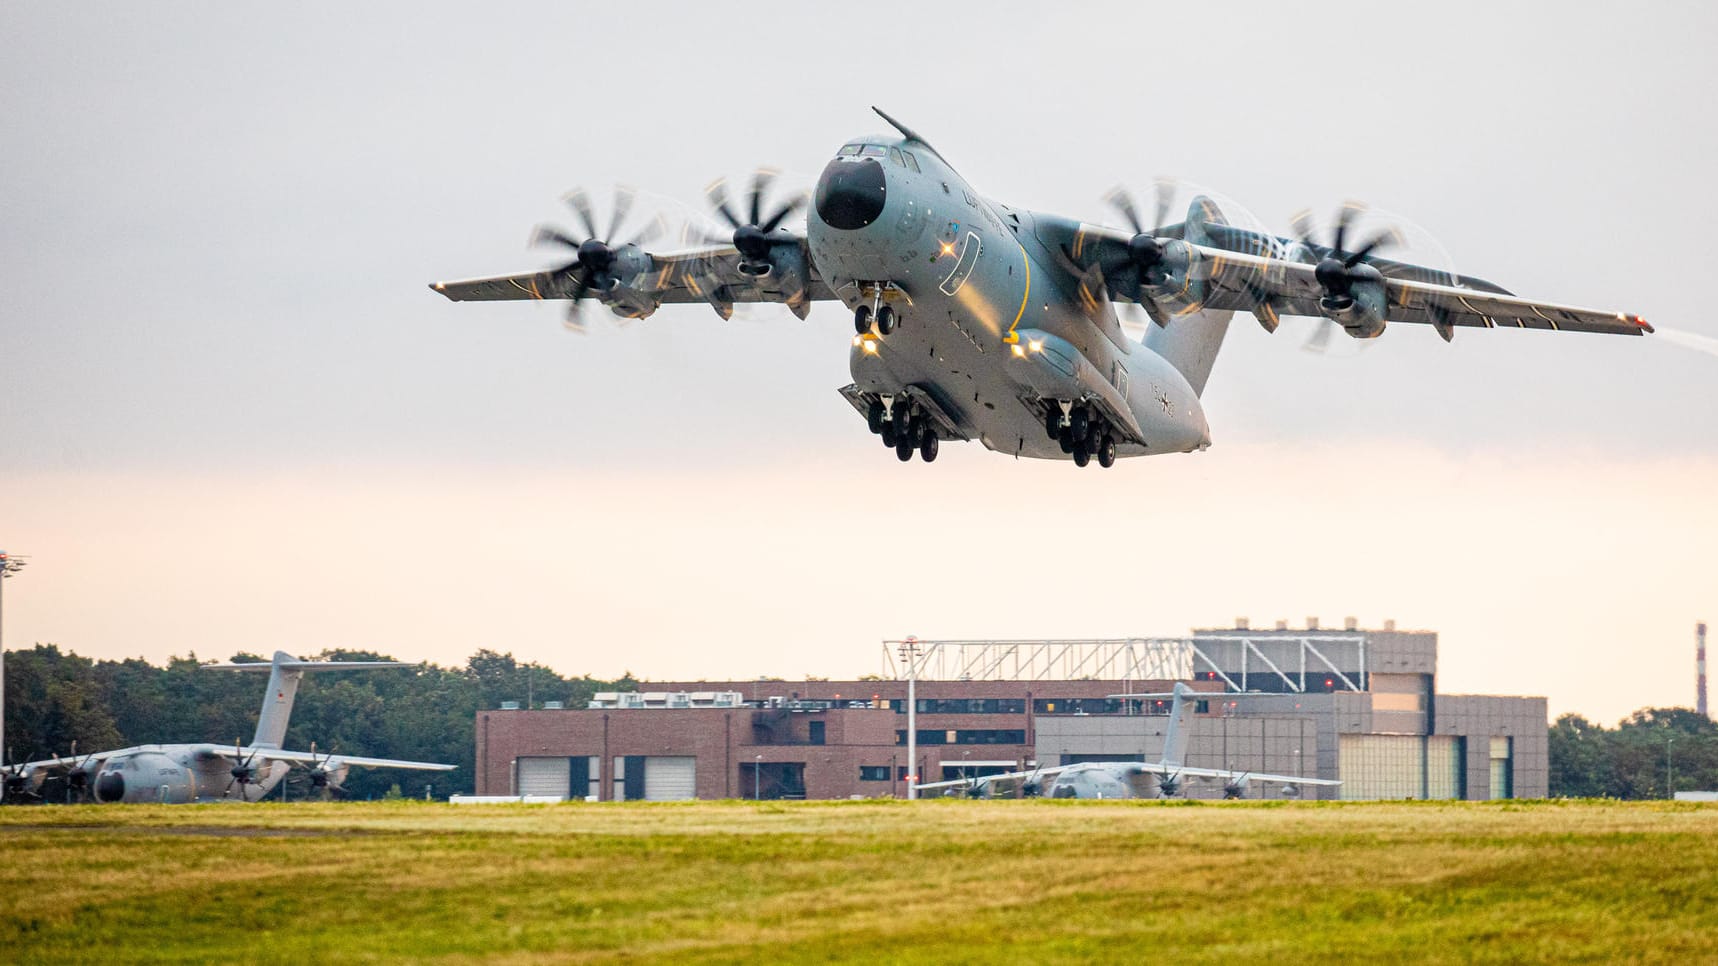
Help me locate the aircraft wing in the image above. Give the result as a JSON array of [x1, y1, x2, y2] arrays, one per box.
[[11, 748, 132, 774], [1128, 761, 1341, 787], [1076, 225, 1650, 339], [914, 765, 1070, 792], [430, 246, 840, 314], [193, 744, 455, 772]]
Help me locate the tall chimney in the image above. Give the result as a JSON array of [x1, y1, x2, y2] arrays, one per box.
[[1699, 622, 1709, 719]]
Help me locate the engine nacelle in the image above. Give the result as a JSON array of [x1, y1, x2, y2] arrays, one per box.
[[1318, 261, 1388, 339]]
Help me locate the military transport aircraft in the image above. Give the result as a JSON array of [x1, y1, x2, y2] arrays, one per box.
[[0, 652, 454, 804], [431, 107, 1652, 468], [915, 683, 1341, 800]]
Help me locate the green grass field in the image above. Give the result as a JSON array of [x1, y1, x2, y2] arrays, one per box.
[[1, 799, 1714, 963]]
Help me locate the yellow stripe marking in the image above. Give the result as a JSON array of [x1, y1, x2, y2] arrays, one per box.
[[1004, 240, 1031, 344]]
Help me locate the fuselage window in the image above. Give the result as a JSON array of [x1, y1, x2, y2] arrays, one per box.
[[888, 147, 904, 167], [860, 144, 888, 158], [837, 144, 862, 157], [901, 150, 921, 173]]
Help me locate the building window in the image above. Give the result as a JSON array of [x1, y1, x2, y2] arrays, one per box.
[[809, 721, 826, 745], [859, 765, 891, 781]]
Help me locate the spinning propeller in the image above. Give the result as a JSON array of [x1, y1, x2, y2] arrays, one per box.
[[531, 186, 664, 333], [2, 748, 41, 804], [701, 168, 806, 275], [296, 742, 347, 800], [1290, 203, 1403, 352]]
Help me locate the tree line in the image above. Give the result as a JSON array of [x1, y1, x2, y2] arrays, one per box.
[[2, 644, 635, 800], [1548, 707, 1717, 799]]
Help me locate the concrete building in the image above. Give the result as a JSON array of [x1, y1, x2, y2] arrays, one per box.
[[474, 623, 1548, 801]]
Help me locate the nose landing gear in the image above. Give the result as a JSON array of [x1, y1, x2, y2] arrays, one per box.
[[852, 282, 906, 336]]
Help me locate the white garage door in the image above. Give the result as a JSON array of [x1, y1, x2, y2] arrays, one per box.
[[516, 756, 570, 798], [643, 757, 696, 801]]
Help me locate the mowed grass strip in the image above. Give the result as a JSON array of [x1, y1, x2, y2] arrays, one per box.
[[1, 800, 1714, 963]]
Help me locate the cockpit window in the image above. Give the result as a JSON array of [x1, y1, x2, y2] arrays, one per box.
[[901, 150, 921, 173], [837, 144, 862, 157], [888, 147, 904, 167], [859, 144, 888, 158]]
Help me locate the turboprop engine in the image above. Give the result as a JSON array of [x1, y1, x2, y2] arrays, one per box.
[[1294, 203, 1399, 340]]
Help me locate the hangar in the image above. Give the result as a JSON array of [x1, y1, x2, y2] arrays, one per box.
[[473, 621, 1546, 801]]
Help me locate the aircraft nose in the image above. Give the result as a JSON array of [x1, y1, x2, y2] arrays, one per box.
[[95, 771, 124, 803], [814, 158, 887, 230]]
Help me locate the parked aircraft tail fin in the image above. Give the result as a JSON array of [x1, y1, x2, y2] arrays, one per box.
[[202, 652, 414, 750]]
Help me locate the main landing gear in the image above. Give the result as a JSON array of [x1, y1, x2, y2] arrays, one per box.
[[1046, 401, 1117, 469], [868, 397, 938, 462], [853, 284, 901, 336]]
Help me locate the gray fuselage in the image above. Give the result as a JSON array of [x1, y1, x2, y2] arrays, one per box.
[[806, 135, 1212, 460]]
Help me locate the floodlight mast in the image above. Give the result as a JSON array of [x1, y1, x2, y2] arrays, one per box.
[[897, 637, 921, 800], [0, 551, 29, 767]]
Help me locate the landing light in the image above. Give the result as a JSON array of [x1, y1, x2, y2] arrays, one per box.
[[862, 340, 879, 355], [939, 241, 955, 257], [1010, 343, 1025, 358], [1028, 338, 1044, 353]]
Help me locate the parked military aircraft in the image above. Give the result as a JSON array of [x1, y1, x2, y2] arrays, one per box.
[[432, 108, 1651, 467], [0, 652, 454, 804], [915, 683, 1339, 800]]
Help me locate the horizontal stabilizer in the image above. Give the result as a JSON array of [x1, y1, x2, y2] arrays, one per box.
[[201, 651, 414, 672]]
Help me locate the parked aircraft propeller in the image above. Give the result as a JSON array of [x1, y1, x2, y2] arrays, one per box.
[[1156, 771, 1183, 798], [532, 186, 665, 333], [224, 738, 263, 801], [2, 748, 43, 804], [293, 742, 349, 800], [1223, 774, 1251, 800], [62, 741, 100, 803]]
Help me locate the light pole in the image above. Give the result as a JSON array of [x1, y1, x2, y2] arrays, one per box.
[[1666, 735, 1675, 799], [898, 637, 921, 800], [753, 754, 762, 801], [0, 551, 28, 767]]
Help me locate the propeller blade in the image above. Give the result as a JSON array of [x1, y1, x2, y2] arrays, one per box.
[[607, 185, 636, 244], [1103, 187, 1144, 235], [1332, 201, 1366, 255], [748, 169, 777, 227], [1304, 319, 1335, 354], [532, 225, 583, 252], [564, 189, 600, 241], [706, 178, 742, 230], [621, 212, 667, 249], [1289, 209, 1318, 249], [759, 195, 805, 233], [1152, 178, 1174, 233], [1345, 226, 1404, 266]]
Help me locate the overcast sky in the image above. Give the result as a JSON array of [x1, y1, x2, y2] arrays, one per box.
[[3, 2, 1714, 724]]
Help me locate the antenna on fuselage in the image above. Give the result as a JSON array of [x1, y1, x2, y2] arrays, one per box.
[[871, 106, 945, 164]]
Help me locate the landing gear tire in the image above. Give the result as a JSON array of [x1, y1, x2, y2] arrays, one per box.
[[1058, 427, 1074, 454], [881, 422, 899, 447], [1072, 443, 1091, 468], [895, 438, 915, 462], [891, 398, 911, 426], [920, 435, 939, 462], [1097, 436, 1117, 468], [876, 305, 897, 335], [1044, 408, 1062, 440], [867, 400, 886, 434], [1070, 406, 1090, 442], [854, 304, 872, 335]]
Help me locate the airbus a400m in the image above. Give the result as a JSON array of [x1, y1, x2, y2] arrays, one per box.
[[432, 108, 1651, 468]]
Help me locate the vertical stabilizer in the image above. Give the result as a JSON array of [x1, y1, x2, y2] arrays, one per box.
[[1160, 683, 1197, 770], [201, 652, 415, 750]]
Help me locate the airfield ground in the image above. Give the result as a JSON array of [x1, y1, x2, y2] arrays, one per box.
[[0, 800, 1714, 963]]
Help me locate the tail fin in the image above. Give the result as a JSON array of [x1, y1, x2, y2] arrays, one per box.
[[1112, 683, 1200, 770], [202, 651, 412, 749], [1143, 196, 1236, 397]]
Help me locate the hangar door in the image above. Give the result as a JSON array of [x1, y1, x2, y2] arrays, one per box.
[[612, 756, 697, 801], [515, 757, 597, 799], [516, 756, 569, 797]]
